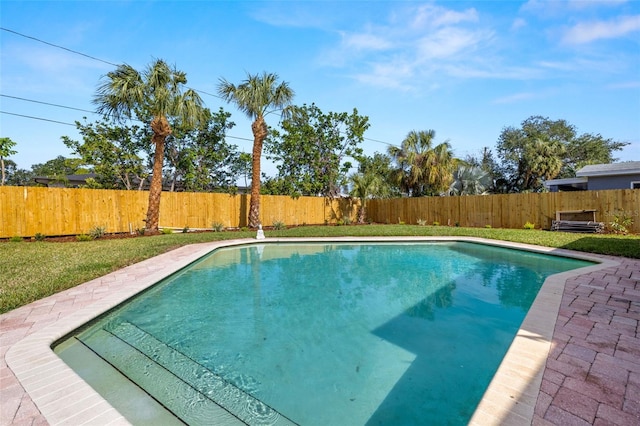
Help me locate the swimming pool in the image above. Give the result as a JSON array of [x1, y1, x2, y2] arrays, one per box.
[[53, 241, 593, 425]]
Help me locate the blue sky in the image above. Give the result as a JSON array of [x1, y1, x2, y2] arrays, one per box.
[[1, 0, 639, 176]]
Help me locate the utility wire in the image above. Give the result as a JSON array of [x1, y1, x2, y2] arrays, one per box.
[[0, 27, 222, 100], [1, 94, 98, 115], [1, 27, 119, 67], [1, 27, 399, 148], [2, 93, 393, 146], [1, 94, 255, 141], [0, 111, 76, 126]]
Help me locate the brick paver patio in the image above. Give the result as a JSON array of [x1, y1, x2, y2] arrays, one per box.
[[532, 255, 640, 425], [1, 239, 638, 425]]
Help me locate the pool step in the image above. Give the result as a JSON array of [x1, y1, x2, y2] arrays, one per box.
[[78, 321, 297, 426]]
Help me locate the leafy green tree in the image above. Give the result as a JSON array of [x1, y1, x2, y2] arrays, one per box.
[[218, 72, 294, 227], [94, 59, 206, 232], [561, 133, 628, 178], [63, 120, 148, 190], [260, 176, 289, 195], [30, 156, 88, 186], [162, 108, 239, 192], [356, 152, 400, 197], [1, 159, 34, 186], [235, 152, 252, 190], [265, 103, 368, 197], [0, 137, 17, 186], [388, 130, 455, 196], [496, 116, 627, 192]]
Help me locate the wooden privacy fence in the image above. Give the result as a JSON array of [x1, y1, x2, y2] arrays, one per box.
[[0, 186, 638, 237], [0, 187, 358, 238], [367, 189, 639, 233]]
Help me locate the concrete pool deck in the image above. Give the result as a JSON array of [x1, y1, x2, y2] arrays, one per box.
[[1, 237, 638, 425]]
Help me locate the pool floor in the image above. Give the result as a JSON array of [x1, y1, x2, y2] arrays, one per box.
[[53, 242, 592, 425]]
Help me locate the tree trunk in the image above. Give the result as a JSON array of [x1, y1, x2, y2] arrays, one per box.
[[1, 157, 5, 186], [357, 203, 366, 224], [248, 116, 268, 228], [145, 116, 172, 233]]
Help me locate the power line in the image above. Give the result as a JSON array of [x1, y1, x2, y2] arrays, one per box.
[[364, 137, 396, 147], [0, 27, 119, 67], [1, 94, 98, 115], [0, 111, 76, 126], [2, 93, 394, 147], [0, 27, 222, 101], [1, 27, 399, 148]]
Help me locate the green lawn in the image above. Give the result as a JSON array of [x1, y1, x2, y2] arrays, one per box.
[[1, 225, 638, 314]]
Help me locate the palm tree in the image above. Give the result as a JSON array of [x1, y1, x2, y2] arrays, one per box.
[[448, 165, 491, 195], [218, 72, 294, 228], [514, 138, 566, 192], [94, 59, 205, 233], [350, 170, 389, 223], [388, 130, 455, 196]]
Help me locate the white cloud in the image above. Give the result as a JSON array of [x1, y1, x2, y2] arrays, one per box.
[[319, 3, 501, 90], [492, 92, 541, 104], [562, 14, 640, 44], [341, 32, 393, 51], [606, 80, 640, 89], [511, 18, 527, 31], [521, 0, 627, 16], [416, 27, 487, 60], [0, 43, 107, 96], [566, 0, 628, 10], [411, 4, 479, 29], [353, 61, 415, 91]]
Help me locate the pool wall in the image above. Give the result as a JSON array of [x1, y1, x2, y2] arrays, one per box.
[[4, 237, 619, 425]]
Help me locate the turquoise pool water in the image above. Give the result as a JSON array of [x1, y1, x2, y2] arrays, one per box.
[[55, 242, 592, 425]]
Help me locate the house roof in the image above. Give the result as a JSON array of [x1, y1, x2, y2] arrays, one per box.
[[544, 177, 588, 186], [576, 161, 640, 177], [33, 174, 98, 186]]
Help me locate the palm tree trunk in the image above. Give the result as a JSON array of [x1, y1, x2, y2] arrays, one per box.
[[145, 116, 172, 233], [248, 116, 268, 228], [357, 203, 366, 224]]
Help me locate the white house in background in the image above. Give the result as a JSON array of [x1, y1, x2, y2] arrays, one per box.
[[545, 161, 640, 192]]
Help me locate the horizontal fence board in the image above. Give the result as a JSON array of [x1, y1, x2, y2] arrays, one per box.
[[0, 187, 638, 237]]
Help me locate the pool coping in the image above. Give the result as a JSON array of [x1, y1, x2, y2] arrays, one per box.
[[2, 236, 620, 425]]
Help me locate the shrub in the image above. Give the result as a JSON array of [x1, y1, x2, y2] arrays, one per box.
[[609, 210, 633, 235], [160, 228, 173, 235], [135, 228, 146, 236], [417, 219, 427, 226], [343, 216, 352, 225], [272, 220, 286, 230], [241, 227, 249, 232], [433, 221, 440, 226], [34, 233, 46, 242], [485, 224, 492, 229], [76, 234, 93, 242], [9, 236, 23, 242], [524, 221, 535, 230], [212, 222, 225, 232], [89, 226, 106, 239], [182, 226, 189, 233]]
